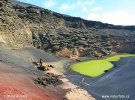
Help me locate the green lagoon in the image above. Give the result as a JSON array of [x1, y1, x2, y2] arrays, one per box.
[[70, 54, 135, 77]]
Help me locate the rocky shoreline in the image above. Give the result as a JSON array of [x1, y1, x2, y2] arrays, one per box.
[[66, 57, 135, 100], [33, 57, 95, 100], [0, 47, 95, 100]]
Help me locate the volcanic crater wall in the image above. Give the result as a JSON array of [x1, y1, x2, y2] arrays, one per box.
[[0, 0, 32, 48], [1, 0, 135, 57]]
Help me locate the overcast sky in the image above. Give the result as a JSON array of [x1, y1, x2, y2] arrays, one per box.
[[18, 0, 135, 25]]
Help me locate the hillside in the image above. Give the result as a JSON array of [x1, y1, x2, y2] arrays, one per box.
[[0, 0, 135, 59]]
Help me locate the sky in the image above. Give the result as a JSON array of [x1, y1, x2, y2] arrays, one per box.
[[18, 0, 135, 25]]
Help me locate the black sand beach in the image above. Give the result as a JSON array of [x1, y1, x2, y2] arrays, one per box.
[[66, 57, 135, 100]]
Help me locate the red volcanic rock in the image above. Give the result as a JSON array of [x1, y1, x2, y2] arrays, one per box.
[[0, 62, 57, 100]]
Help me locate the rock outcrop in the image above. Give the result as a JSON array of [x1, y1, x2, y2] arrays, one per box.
[[1, 0, 135, 57], [34, 73, 63, 87], [0, 0, 32, 48]]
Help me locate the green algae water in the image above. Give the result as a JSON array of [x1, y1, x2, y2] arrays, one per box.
[[70, 54, 135, 77]]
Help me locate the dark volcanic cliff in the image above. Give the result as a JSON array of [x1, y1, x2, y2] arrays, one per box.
[[1, 0, 135, 58]]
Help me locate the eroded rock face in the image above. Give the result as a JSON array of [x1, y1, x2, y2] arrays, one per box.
[[56, 47, 86, 59], [1, 0, 135, 57], [0, 0, 32, 48]]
